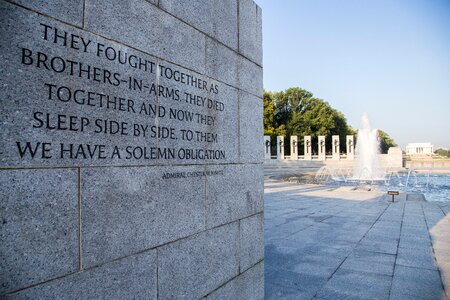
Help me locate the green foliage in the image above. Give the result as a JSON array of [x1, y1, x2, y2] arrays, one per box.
[[377, 130, 397, 154], [263, 91, 286, 137], [435, 148, 450, 157], [263, 87, 352, 153], [263, 87, 397, 155]]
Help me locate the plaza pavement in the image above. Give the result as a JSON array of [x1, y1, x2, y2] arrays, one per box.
[[264, 179, 450, 299]]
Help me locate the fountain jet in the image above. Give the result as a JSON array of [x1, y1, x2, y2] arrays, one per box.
[[352, 113, 385, 180]]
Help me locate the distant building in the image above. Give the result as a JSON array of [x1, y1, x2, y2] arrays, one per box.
[[406, 143, 434, 155]]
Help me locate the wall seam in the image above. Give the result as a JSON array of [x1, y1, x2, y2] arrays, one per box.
[[5, 0, 263, 98], [78, 167, 83, 271]]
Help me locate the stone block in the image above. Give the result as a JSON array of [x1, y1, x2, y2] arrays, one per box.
[[10, 0, 83, 27], [316, 269, 391, 300], [81, 166, 206, 267], [205, 164, 263, 228], [156, 60, 239, 165], [207, 261, 264, 300], [1, 3, 163, 168], [390, 265, 444, 299], [276, 136, 285, 160], [205, 38, 238, 88], [238, 56, 263, 97], [340, 250, 395, 276], [240, 213, 264, 272], [239, 90, 263, 163], [5, 251, 157, 299], [396, 247, 437, 270], [158, 223, 239, 299], [0, 169, 78, 294], [265, 269, 327, 298], [238, 0, 262, 65], [159, 0, 238, 50], [1, 2, 238, 168], [85, 0, 206, 74]]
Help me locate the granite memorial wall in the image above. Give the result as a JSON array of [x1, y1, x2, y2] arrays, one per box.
[[0, 0, 264, 298]]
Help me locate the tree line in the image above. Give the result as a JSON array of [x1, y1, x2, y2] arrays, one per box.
[[263, 87, 396, 154]]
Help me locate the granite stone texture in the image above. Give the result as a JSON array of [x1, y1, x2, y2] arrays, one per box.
[[205, 164, 263, 228], [239, 0, 263, 65], [81, 166, 206, 267], [0, 1, 241, 167], [159, 0, 238, 50], [1, 2, 159, 167], [10, 0, 84, 27], [238, 56, 263, 97], [155, 60, 239, 165], [205, 37, 239, 88], [158, 223, 240, 299], [207, 261, 264, 300], [239, 90, 264, 163], [1, 0, 264, 297], [85, 0, 206, 74], [240, 213, 264, 272], [0, 169, 78, 294], [6, 251, 157, 299]]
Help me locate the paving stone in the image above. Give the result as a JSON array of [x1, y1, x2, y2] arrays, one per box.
[[292, 255, 344, 278], [340, 250, 395, 276], [207, 261, 264, 300], [81, 166, 206, 267], [266, 269, 328, 297], [264, 180, 449, 300], [0, 169, 78, 294], [357, 238, 398, 255], [158, 223, 239, 300], [315, 269, 391, 300], [396, 247, 437, 270], [265, 283, 316, 300], [390, 265, 444, 300], [5, 251, 157, 299]]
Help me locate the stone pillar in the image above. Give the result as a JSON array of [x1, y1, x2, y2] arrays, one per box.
[[387, 147, 403, 168], [304, 136, 312, 160], [346, 135, 354, 160], [264, 136, 271, 160], [277, 136, 285, 160], [332, 135, 340, 160], [290, 136, 298, 160], [318, 136, 326, 161]]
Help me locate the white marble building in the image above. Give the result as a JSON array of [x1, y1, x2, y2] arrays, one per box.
[[406, 143, 434, 155]]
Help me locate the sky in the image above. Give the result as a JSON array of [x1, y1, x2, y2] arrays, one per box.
[[254, 0, 450, 149]]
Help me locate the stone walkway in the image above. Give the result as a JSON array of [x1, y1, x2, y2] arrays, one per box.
[[264, 180, 450, 300]]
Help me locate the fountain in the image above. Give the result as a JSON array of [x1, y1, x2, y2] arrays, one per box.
[[309, 114, 448, 201], [352, 113, 385, 181]]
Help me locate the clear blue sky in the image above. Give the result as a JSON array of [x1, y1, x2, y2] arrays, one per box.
[[254, 0, 450, 149]]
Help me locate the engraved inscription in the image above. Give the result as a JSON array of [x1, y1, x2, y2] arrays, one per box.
[[1, 18, 237, 166]]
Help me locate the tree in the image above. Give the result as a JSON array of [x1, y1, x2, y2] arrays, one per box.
[[377, 130, 396, 154], [263, 86, 397, 155], [435, 149, 450, 158], [263, 91, 286, 137]]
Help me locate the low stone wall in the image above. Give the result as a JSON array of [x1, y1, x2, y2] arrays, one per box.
[[405, 158, 450, 170]]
